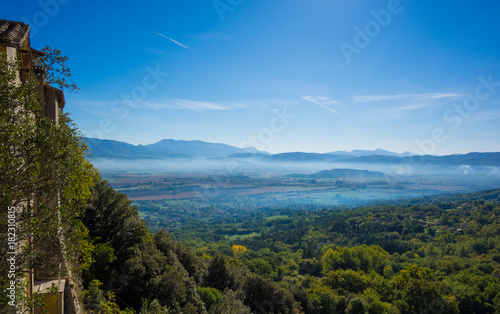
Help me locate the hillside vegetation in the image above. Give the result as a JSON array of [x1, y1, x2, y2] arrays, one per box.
[[80, 183, 500, 313]]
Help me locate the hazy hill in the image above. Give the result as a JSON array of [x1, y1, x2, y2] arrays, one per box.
[[347, 152, 500, 166], [234, 151, 500, 166], [329, 148, 415, 157], [311, 168, 386, 179], [229, 152, 355, 162], [264, 152, 348, 162], [85, 138, 500, 167], [289, 168, 386, 179], [85, 137, 269, 159]]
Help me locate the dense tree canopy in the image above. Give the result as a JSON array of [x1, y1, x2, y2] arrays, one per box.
[[0, 53, 96, 309], [78, 184, 500, 313]]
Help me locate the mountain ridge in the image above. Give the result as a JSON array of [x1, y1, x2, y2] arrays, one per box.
[[329, 148, 415, 157], [84, 138, 500, 166], [85, 137, 270, 159]]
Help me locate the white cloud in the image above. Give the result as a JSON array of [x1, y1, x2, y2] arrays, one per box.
[[394, 103, 433, 111], [467, 110, 500, 123], [303, 95, 341, 106], [353, 93, 465, 103], [142, 99, 246, 111]]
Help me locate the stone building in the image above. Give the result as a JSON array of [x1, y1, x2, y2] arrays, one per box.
[[0, 19, 65, 119], [0, 19, 80, 314]]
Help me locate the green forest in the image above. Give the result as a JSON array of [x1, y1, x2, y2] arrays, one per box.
[[80, 181, 500, 313]]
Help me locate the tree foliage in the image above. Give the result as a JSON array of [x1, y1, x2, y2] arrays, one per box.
[[0, 53, 96, 310], [155, 189, 500, 313], [39, 45, 79, 93], [232, 244, 247, 258]]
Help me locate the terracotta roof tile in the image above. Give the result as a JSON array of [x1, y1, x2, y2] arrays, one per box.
[[0, 19, 29, 48], [32, 48, 45, 58]]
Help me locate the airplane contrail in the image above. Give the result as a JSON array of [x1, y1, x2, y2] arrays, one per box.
[[153, 31, 194, 51], [296, 93, 338, 114]]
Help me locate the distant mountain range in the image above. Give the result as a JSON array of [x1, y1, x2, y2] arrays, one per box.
[[85, 138, 268, 159], [329, 149, 415, 157], [84, 138, 500, 166]]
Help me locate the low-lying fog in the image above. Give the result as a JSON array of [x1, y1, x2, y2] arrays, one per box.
[[90, 157, 500, 178]]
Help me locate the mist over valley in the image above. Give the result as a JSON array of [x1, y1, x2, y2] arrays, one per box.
[[85, 137, 500, 233]]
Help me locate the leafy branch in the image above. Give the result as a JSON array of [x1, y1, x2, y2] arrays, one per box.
[[39, 45, 80, 93]]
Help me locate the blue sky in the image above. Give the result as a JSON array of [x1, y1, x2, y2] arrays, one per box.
[[2, 0, 500, 155]]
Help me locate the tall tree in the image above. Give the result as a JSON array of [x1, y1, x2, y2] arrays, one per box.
[[0, 53, 96, 309]]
